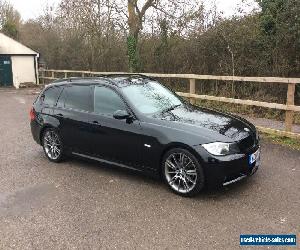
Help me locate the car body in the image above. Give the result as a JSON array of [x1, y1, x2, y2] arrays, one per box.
[[30, 75, 260, 196]]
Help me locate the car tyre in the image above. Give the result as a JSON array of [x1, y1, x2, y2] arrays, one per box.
[[162, 148, 205, 197], [42, 128, 65, 163]]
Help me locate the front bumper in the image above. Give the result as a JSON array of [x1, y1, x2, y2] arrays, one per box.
[[194, 145, 260, 188]]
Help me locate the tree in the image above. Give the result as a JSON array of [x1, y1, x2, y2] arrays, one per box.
[[256, 0, 300, 98], [127, 0, 157, 72], [0, 0, 21, 39], [256, 0, 300, 76]]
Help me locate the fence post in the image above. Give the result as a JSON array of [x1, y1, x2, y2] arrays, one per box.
[[189, 78, 196, 105], [64, 72, 68, 78], [51, 71, 54, 79], [82, 73, 85, 77], [285, 82, 296, 132], [41, 70, 45, 85]]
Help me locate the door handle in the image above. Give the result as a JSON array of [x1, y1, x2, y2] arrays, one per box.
[[91, 120, 101, 125], [57, 113, 64, 117]]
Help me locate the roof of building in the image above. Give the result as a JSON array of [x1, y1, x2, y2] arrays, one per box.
[[0, 32, 38, 55]]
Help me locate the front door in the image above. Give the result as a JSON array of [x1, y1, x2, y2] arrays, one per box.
[[89, 85, 142, 168], [0, 56, 13, 86]]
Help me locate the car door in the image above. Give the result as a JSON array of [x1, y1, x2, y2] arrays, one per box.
[[88, 85, 143, 168], [53, 84, 94, 154]]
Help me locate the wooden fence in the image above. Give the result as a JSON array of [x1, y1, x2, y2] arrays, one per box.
[[39, 69, 300, 139]]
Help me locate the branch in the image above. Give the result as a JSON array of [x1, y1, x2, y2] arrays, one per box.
[[151, 4, 177, 19], [109, 1, 128, 18], [140, 0, 156, 19]]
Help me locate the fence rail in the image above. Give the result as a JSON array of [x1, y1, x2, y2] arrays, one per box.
[[39, 69, 300, 139]]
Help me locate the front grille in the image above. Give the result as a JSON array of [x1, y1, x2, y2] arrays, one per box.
[[238, 134, 256, 153]]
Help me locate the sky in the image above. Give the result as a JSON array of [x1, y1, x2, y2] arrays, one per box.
[[8, 0, 259, 21]]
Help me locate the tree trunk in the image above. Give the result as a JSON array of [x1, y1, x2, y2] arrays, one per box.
[[127, 0, 141, 72], [127, 0, 154, 72], [127, 31, 140, 72]]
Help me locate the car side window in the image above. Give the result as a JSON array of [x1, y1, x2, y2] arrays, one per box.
[[94, 86, 126, 116], [41, 87, 62, 107], [57, 85, 92, 112]]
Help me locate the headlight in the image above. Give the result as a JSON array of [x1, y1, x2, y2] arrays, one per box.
[[202, 142, 239, 156]]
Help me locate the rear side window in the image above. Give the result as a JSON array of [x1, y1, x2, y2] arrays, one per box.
[[57, 85, 92, 112], [94, 86, 126, 115], [41, 87, 61, 106]]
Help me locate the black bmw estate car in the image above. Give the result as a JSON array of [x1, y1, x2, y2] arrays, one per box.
[[30, 75, 260, 196]]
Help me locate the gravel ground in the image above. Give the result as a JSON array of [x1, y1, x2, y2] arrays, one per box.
[[0, 88, 299, 249]]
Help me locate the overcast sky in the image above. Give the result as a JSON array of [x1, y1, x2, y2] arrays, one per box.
[[8, 0, 259, 21]]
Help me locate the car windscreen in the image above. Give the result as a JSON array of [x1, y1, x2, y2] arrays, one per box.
[[121, 80, 182, 115]]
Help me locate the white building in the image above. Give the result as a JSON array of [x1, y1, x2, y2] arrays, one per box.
[[0, 32, 39, 88]]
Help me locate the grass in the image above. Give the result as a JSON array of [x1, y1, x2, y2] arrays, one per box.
[[260, 133, 300, 151]]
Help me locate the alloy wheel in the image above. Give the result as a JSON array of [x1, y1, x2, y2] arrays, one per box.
[[164, 152, 198, 194], [43, 130, 62, 160]]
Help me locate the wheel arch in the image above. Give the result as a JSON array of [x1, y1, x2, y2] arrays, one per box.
[[158, 142, 204, 178]]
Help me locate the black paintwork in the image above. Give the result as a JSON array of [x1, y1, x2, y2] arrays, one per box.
[[30, 76, 259, 187]]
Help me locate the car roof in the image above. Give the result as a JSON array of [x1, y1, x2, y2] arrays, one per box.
[[47, 74, 156, 88]]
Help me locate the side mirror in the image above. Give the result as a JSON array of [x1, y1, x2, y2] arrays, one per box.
[[113, 110, 131, 120]]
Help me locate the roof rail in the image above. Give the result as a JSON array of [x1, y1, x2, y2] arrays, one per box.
[[101, 73, 156, 81], [104, 73, 150, 78], [52, 76, 108, 83], [50, 74, 155, 86]]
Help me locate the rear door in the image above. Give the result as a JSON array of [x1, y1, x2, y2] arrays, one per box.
[[88, 85, 143, 168], [54, 84, 94, 154]]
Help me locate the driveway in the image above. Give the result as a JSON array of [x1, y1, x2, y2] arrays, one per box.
[[0, 88, 299, 249]]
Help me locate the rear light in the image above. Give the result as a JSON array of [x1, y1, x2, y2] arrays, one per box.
[[30, 107, 36, 121]]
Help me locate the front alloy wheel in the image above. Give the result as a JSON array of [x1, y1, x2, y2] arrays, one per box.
[[42, 128, 64, 162], [163, 148, 204, 196]]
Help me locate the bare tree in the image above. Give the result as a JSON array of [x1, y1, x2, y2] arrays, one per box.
[[0, 0, 21, 38]]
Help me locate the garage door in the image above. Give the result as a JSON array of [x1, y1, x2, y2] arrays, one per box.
[[0, 56, 13, 86]]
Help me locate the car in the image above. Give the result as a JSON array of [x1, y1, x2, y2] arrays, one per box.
[[30, 75, 260, 196]]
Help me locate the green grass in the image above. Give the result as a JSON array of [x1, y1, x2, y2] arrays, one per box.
[[260, 133, 300, 151]]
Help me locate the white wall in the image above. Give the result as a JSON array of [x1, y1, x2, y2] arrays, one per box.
[[11, 56, 36, 88]]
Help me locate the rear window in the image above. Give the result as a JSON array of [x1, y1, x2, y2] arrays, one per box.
[[41, 87, 62, 106], [57, 85, 92, 112]]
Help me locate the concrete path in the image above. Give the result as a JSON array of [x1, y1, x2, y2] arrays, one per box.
[[240, 115, 300, 134]]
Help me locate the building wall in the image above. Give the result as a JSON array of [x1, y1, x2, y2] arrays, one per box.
[[11, 56, 36, 88]]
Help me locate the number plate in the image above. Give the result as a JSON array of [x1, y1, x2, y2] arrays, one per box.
[[249, 148, 260, 165]]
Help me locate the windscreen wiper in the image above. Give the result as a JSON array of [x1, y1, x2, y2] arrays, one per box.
[[161, 104, 181, 114]]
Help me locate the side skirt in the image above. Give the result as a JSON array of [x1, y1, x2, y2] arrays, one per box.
[[72, 152, 143, 172]]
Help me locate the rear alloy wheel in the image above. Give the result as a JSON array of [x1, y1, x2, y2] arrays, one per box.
[[163, 148, 204, 197], [42, 128, 64, 162]]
